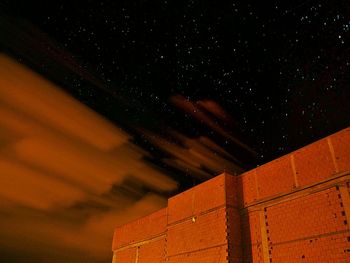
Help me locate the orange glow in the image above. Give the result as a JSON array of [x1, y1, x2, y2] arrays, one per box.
[[141, 129, 244, 179], [170, 95, 256, 155], [197, 99, 238, 127], [0, 54, 176, 262], [0, 54, 129, 151]]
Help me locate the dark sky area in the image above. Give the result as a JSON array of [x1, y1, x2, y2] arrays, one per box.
[[0, 1, 349, 263], [2, 0, 349, 167]]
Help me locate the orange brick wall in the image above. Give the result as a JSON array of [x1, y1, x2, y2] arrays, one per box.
[[112, 207, 167, 263], [270, 232, 350, 262], [112, 173, 237, 263], [112, 208, 167, 250], [240, 210, 264, 263], [238, 127, 350, 262], [138, 239, 165, 263], [112, 127, 350, 262], [262, 187, 350, 262], [266, 188, 347, 243], [239, 127, 350, 208]]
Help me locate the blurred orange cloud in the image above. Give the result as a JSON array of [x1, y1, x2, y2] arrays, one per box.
[[0, 54, 176, 263]]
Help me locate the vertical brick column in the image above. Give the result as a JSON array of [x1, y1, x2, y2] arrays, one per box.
[[166, 173, 242, 263], [226, 174, 243, 263]]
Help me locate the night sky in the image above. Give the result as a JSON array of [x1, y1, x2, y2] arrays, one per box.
[[0, 1, 350, 263], [2, 0, 350, 167]]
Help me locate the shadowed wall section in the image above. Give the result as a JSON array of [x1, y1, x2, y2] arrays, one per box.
[[112, 127, 350, 262]]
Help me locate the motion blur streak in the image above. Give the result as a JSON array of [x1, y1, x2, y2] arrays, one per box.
[[0, 54, 128, 151], [170, 95, 257, 155], [197, 99, 239, 127], [0, 54, 176, 263], [141, 129, 244, 180]]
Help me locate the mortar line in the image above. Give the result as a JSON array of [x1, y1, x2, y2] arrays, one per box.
[[166, 243, 227, 258], [269, 229, 350, 247]]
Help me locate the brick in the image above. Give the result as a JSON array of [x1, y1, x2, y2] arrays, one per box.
[[139, 238, 165, 263], [243, 243, 263, 263], [270, 232, 350, 262], [266, 187, 348, 244], [294, 139, 336, 186], [226, 207, 242, 262], [330, 127, 350, 173], [227, 207, 242, 246], [167, 207, 227, 256], [256, 155, 295, 199], [112, 127, 350, 263], [241, 211, 263, 263], [193, 175, 226, 215], [225, 172, 239, 207], [227, 244, 242, 263], [238, 170, 258, 206], [168, 189, 193, 224], [167, 245, 228, 263], [241, 211, 262, 246], [168, 174, 227, 224], [113, 208, 167, 249], [113, 248, 136, 263]]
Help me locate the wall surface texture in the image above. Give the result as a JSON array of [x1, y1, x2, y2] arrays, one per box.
[[112, 127, 350, 262]]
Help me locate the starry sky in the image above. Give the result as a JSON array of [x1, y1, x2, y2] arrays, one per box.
[[0, 1, 350, 263], [2, 0, 350, 164]]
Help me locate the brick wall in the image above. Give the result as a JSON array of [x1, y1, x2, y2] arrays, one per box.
[[238, 127, 350, 262], [112, 127, 350, 262], [112, 208, 167, 263], [112, 174, 238, 262]]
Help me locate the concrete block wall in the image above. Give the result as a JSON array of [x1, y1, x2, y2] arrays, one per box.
[[112, 127, 350, 262]]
